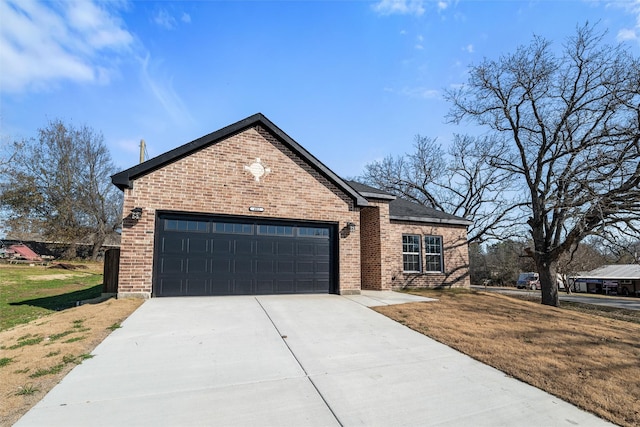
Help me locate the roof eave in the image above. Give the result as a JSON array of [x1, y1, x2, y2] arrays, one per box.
[[389, 215, 473, 227], [359, 191, 396, 201]]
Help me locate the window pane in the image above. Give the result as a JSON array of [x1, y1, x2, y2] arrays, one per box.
[[214, 222, 253, 234], [402, 234, 421, 272], [258, 225, 294, 236], [424, 236, 441, 254], [424, 236, 443, 272], [164, 219, 208, 233], [403, 254, 420, 272], [298, 227, 329, 237]]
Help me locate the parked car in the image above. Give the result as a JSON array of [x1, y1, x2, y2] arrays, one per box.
[[517, 272, 539, 289]]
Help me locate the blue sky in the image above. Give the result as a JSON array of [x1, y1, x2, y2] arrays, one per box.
[[2, 0, 639, 179]]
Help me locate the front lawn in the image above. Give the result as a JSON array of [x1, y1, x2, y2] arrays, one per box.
[[0, 263, 104, 331]]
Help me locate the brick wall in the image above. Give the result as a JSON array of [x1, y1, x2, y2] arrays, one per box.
[[360, 206, 380, 289], [360, 200, 396, 290], [118, 125, 361, 297], [386, 220, 470, 289], [359, 200, 469, 291]]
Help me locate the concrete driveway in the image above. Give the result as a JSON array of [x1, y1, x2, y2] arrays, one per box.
[[16, 293, 611, 426]]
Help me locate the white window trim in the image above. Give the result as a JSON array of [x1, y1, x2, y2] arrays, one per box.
[[424, 235, 444, 273]]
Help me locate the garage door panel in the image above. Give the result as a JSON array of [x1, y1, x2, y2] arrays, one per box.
[[257, 260, 275, 273], [233, 279, 252, 294], [158, 278, 184, 296], [162, 237, 185, 254], [257, 240, 275, 255], [315, 279, 330, 292], [277, 241, 294, 255], [277, 260, 294, 273], [296, 279, 315, 293], [213, 238, 233, 254], [188, 237, 209, 254], [155, 215, 334, 296], [234, 259, 253, 273], [256, 280, 274, 294], [297, 261, 314, 273], [316, 245, 330, 256], [297, 243, 315, 256], [276, 280, 295, 293], [234, 239, 253, 255], [161, 258, 184, 274], [186, 279, 208, 295], [212, 258, 232, 274], [187, 258, 208, 274], [212, 279, 231, 295], [316, 262, 330, 273]]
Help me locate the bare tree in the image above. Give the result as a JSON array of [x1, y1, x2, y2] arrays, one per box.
[[360, 134, 522, 244], [0, 120, 122, 259], [446, 23, 640, 306]]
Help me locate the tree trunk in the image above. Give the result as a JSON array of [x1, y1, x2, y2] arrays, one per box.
[[91, 233, 107, 261], [62, 242, 77, 260], [536, 258, 559, 307]]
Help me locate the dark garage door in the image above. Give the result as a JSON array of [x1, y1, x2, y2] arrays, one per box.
[[154, 214, 336, 296]]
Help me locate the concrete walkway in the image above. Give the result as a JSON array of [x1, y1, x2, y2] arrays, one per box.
[[16, 294, 611, 426]]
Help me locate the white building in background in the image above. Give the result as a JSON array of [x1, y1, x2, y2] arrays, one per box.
[[571, 264, 640, 296]]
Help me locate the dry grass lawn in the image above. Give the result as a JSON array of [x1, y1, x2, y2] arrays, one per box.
[[0, 298, 143, 426], [375, 290, 640, 427]]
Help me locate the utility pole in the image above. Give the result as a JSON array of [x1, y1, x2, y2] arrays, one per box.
[[139, 139, 146, 164]]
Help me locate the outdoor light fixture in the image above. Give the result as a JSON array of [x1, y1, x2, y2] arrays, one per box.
[[130, 207, 143, 220], [347, 222, 356, 232]]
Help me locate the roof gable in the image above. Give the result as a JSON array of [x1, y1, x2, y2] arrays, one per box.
[[111, 113, 367, 207]]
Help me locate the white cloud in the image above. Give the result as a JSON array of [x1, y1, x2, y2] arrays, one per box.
[[610, 0, 640, 45], [153, 8, 177, 30], [373, 0, 425, 16], [152, 8, 192, 30], [617, 28, 637, 41], [385, 86, 441, 99], [464, 44, 474, 53], [139, 54, 194, 126], [0, 0, 133, 93]]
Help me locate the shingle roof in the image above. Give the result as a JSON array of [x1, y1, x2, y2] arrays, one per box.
[[346, 181, 396, 200], [577, 264, 640, 280], [111, 113, 368, 207], [387, 198, 472, 226], [346, 181, 472, 226]]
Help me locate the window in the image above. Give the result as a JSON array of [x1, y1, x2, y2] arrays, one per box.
[[165, 219, 208, 233], [257, 225, 294, 236], [298, 227, 329, 238], [402, 235, 421, 272], [424, 236, 443, 272], [213, 222, 253, 234]]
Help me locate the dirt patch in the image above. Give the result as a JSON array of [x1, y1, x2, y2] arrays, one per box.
[[0, 298, 143, 426], [25, 274, 89, 281], [375, 291, 640, 427]]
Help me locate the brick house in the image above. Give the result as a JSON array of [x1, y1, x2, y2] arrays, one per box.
[[111, 113, 471, 298]]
